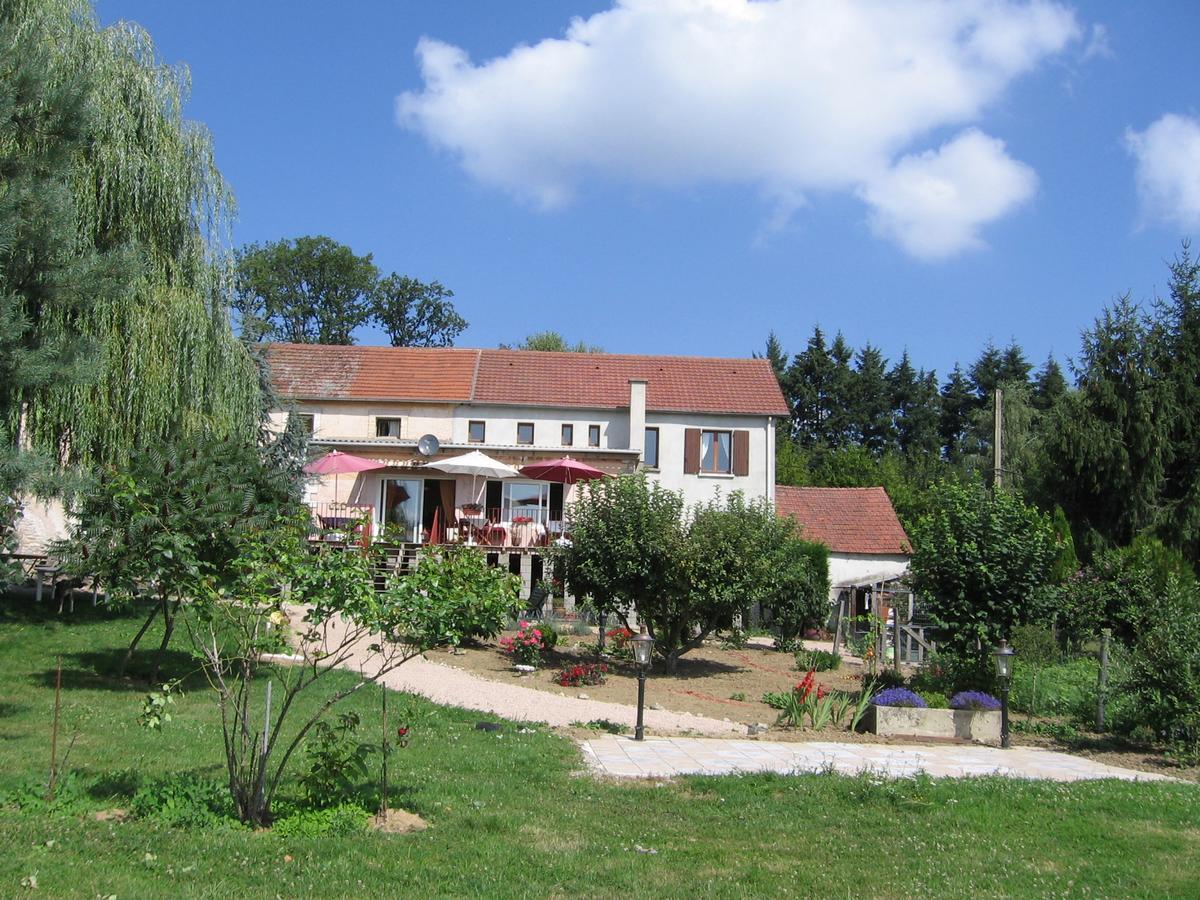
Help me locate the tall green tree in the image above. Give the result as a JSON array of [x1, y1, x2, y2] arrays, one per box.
[[910, 481, 1057, 656], [234, 236, 379, 344], [372, 274, 466, 347], [6, 0, 262, 467], [851, 343, 893, 453], [1031, 355, 1067, 412], [1041, 296, 1173, 556], [786, 326, 834, 446], [939, 364, 974, 462], [0, 16, 127, 577], [501, 331, 603, 352], [759, 331, 788, 379], [1158, 245, 1200, 560]]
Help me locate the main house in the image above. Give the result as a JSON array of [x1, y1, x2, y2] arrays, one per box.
[[267, 344, 789, 546]]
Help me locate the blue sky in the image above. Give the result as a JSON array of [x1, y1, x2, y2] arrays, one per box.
[[97, 1, 1200, 379]]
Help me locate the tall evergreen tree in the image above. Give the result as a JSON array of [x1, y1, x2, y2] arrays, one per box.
[[1158, 244, 1200, 559], [1041, 296, 1173, 554], [968, 341, 1005, 399], [824, 332, 856, 448], [787, 326, 834, 447], [998, 340, 1033, 386], [852, 343, 893, 453], [939, 364, 974, 462], [759, 331, 788, 380], [1031, 355, 1068, 412]]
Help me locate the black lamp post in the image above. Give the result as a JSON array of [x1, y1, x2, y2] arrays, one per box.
[[631, 625, 655, 741], [993, 639, 1016, 749]]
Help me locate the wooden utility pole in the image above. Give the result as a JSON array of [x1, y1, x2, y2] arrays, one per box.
[[993, 388, 1004, 490]]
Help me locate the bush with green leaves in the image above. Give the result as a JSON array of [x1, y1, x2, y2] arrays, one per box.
[[795, 648, 841, 672], [56, 434, 304, 682], [765, 537, 830, 648], [1115, 583, 1200, 758], [300, 712, 376, 809], [910, 480, 1057, 657], [271, 803, 370, 838], [384, 545, 521, 647], [130, 773, 234, 829]]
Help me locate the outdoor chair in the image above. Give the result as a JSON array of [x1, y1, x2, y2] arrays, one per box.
[[523, 583, 549, 620]]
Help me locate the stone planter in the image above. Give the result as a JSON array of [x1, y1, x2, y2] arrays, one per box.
[[858, 705, 1001, 746]]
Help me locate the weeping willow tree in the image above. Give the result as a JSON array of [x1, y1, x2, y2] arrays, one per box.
[[4, 0, 261, 467]]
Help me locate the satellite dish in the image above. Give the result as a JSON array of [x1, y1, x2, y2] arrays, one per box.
[[417, 434, 440, 456]]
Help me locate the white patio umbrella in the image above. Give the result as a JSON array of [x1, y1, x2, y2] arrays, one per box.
[[423, 449, 520, 506], [424, 450, 521, 546]]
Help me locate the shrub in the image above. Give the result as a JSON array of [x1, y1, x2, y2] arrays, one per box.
[[555, 662, 608, 687], [499, 621, 552, 667], [950, 691, 1001, 711], [719, 627, 749, 650], [130, 773, 232, 828], [871, 687, 926, 708], [909, 650, 994, 695], [871, 669, 907, 691], [299, 713, 375, 809], [533, 620, 559, 652], [272, 803, 370, 838], [922, 691, 949, 709], [606, 626, 633, 651], [795, 648, 841, 672]]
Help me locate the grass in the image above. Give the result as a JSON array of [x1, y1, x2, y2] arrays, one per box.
[[1, 593, 1198, 898]]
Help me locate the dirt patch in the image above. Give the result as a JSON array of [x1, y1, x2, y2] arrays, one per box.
[[371, 808, 427, 834], [92, 808, 128, 822], [430, 633, 870, 728]]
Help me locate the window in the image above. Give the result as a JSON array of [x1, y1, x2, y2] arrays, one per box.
[[502, 480, 550, 525], [295, 413, 314, 435], [644, 427, 659, 469], [517, 422, 534, 445], [588, 424, 601, 447], [561, 423, 574, 446], [375, 417, 402, 438], [700, 430, 732, 474], [468, 420, 486, 443]]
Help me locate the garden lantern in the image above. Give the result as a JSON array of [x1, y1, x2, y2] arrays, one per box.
[[993, 639, 1016, 749], [632, 625, 655, 741]]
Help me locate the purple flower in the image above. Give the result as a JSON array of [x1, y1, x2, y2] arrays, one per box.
[[949, 691, 1001, 711], [871, 687, 927, 708]]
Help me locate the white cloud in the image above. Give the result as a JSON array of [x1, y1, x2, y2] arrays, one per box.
[[1125, 113, 1200, 230], [860, 129, 1037, 259], [397, 0, 1079, 258]]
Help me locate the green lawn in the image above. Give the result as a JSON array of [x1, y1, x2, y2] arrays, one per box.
[[1, 594, 1197, 898]]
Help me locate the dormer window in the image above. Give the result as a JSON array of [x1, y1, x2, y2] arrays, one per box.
[[375, 417, 402, 438]]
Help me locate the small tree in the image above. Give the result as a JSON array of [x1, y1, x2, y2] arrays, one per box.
[[58, 435, 302, 682], [561, 473, 687, 634], [186, 536, 519, 826], [909, 480, 1056, 657], [766, 536, 830, 647], [563, 479, 819, 671]]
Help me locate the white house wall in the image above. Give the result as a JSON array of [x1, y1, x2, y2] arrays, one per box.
[[827, 552, 910, 597]]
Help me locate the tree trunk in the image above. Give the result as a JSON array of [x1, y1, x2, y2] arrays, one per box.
[[148, 596, 178, 685], [118, 601, 159, 678]]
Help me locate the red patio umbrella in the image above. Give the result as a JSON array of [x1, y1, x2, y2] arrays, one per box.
[[518, 456, 609, 484], [304, 450, 387, 506]]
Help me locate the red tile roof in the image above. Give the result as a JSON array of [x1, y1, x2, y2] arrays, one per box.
[[265, 344, 788, 416], [265, 344, 477, 403], [775, 486, 910, 556]]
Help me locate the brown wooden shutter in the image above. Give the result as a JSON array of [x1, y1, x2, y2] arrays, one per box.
[[732, 430, 750, 476], [683, 428, 701, 474]]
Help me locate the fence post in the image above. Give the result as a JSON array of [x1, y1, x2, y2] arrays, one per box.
[[1096, 628, 1111, 732], [831, 594, 844, 654]]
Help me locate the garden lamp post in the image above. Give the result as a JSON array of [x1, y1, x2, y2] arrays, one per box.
[[631, 625, 655, 741], [993, 639, 1016, 749]]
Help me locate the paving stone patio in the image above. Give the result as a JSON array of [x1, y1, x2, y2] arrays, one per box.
[[579, 736, 1181, 782]]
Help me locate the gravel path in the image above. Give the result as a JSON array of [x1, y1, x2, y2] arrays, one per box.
[[292, 610, 747, 737]]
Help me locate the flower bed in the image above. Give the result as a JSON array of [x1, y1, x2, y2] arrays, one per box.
[[859, 688, 1002, 745]]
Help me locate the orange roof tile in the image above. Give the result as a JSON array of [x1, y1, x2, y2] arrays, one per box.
[[265, 344, 788, 416], [775, 486, 910, 555], [265, 344, 477, 402]]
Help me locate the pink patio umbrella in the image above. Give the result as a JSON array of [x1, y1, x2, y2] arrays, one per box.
[[303, 449, 388, 507], [518, 456, 609, 484]]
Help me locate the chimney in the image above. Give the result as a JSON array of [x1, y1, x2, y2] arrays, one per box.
[[628, 379, 646, 456]]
